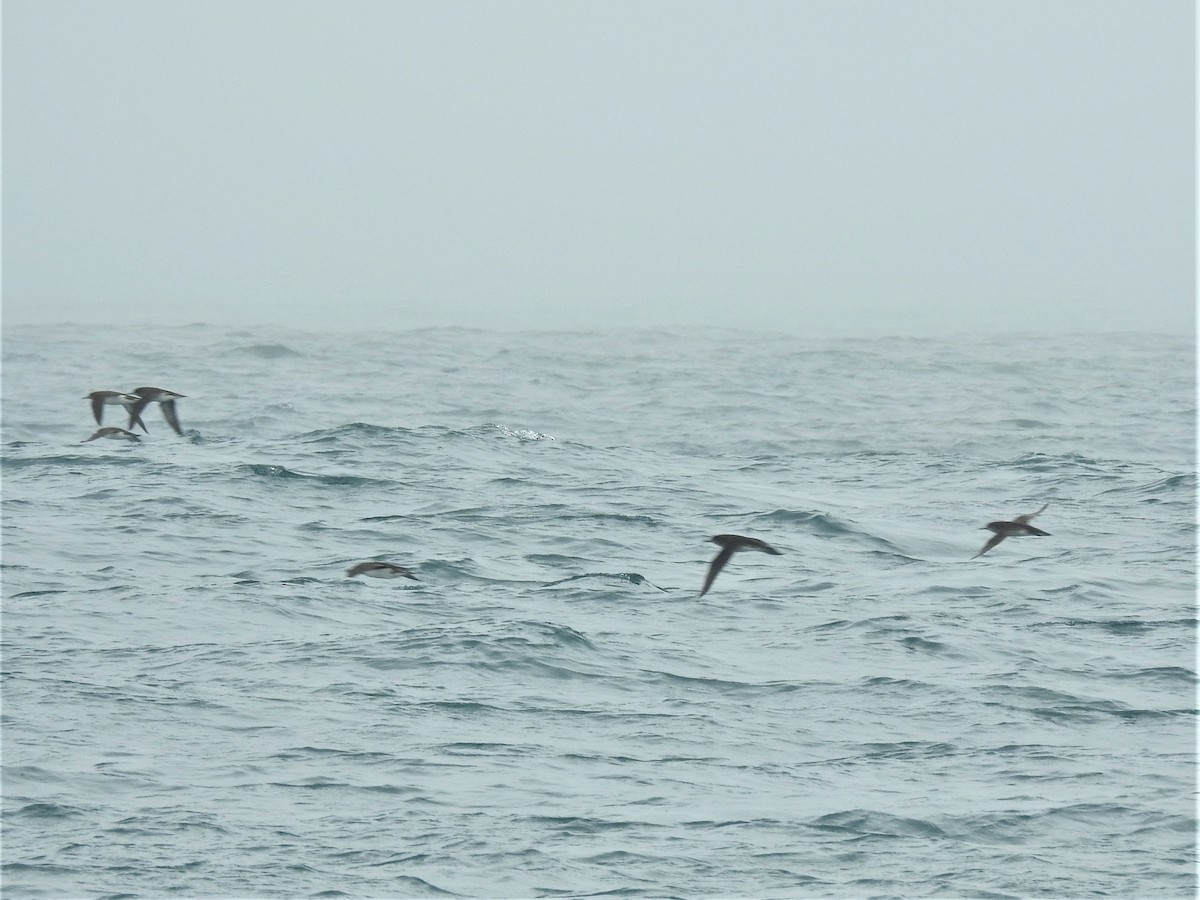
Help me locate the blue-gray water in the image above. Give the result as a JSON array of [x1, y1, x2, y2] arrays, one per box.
[[2, 325, 1195, 899]]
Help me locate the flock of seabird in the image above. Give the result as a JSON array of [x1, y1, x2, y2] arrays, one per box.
[[80, 388, 1051, 595], [83, 388, 186, 442], [693, 507, 1050, 595], [345, 509, 1048, 595]]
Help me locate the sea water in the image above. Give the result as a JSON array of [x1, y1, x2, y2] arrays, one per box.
[[1, 324, 1195, 898]]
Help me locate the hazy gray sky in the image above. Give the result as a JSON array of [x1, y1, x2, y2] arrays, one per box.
[[3, 1, 1194, 334]]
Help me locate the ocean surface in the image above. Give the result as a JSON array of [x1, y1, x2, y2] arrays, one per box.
[[1, 324, 1195, 899]]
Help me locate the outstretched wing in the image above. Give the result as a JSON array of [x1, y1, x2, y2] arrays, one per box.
[[744, 537, 782, 555], [1014, 503, 1048, 525], [90, 395, 106, 425], [160, 400, 184, 435], [127, 398, 152, 433], [973, 533, 1006, 559], [701, 545, 736, 596]]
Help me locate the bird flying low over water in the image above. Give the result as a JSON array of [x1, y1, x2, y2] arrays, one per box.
[[700, 534, 782, 596], [84, 391, 147, 431], [346, 561, 420, 580], [128, 387, 186, 435], [973, 503, 1050, 558], [83, 427, 141, 443]]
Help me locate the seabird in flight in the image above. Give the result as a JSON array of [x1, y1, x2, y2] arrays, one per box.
[[84, 391, 146, 430], [128, 387, 186, 435], [973, 503, 1050, 558], [346, 561, 420, 580], [700, 534, 782, 596], [83, 427, 141, 443]]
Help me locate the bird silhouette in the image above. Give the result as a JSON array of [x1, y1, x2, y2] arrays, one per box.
[[700, 534, 782, 596]]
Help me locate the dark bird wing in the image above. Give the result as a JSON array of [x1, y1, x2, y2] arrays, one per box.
[[1014, 504, 1048, 525], [127, 397, 152, 433], [160, 400, 184, 435], [743, 537, 782, 555], [90, 395, 106, 425], [711, 534, 782, 555], [701, 545, 736, 596], [973, 533, 1007, 559]]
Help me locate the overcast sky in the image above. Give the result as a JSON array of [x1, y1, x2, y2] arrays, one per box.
[[3, 1, 1194, 335]]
